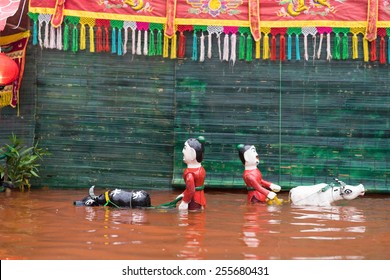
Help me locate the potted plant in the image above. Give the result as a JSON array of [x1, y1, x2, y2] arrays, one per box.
[[0, 134, 49, 191]]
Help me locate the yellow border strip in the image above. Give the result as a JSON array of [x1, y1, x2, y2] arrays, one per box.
[[0, 31, 31, 45]]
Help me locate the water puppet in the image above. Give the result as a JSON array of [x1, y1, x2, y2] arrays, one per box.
[[237, 144, 282, 205]]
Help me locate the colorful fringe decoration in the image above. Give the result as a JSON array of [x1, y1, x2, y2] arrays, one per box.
[[95, 19, 110, 53], [207, 26, 223, 60], [111, 20, 124, 55], [26, 12, 390, 65], [261, 27, 271, 60], [350, 28, 365, 60], [28, 12, 39, 46], [387, 28, 390, 64], [363, 37, 369, 62], [287, 28, 301, 61], [316, 27, 332, 60], [302, 27, 317, 61], [192, 31, 198, 61], [149, 23, 164, 57], [270, 28, 287, 61], [377, 28, 387, 64], [238, 27, 252, 61], [334, 28, 350, 60]]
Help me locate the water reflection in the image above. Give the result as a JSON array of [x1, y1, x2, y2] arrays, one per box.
[[241, 204, 283, 259], [290, 205, 366, 240], [80, 206, 149, 225], [77, 206, 149, 248], [1, 190, 386, 260], [177, 211, 206, 260]]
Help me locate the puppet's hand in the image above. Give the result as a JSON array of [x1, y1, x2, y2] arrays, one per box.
[[267, 191, 276, 200], [178, 201, 188, 210], [270, 183, 281, 192]]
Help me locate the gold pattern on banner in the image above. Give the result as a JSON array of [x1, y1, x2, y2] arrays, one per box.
[[186, 0, 244, 17]]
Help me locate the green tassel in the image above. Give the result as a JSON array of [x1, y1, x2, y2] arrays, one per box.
[[72, 26, 79, 53], [149, 30, 156, 56], [157, 30, 162, 55], [342, 33, 348, 60], [246, 34, 253, 62], [64, 24, 69, 51], [239, 34, 245, 60], [333, 33, 341, 60]]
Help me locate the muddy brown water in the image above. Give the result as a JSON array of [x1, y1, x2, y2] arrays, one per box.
[[0, 188, 389, 260]]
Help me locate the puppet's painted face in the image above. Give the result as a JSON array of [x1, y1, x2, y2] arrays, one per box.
[[182, 141, 197, 164], [244, 145, 259, 166]]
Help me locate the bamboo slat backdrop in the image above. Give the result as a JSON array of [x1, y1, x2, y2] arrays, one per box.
[[0, 35, 389, 192], [172, 59, 389, 192]]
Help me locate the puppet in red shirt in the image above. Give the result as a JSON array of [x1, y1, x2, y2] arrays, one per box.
[[237, 144, 281, 204], [178, 136, 206, 211]]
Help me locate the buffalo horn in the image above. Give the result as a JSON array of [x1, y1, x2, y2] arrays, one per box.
[[89, 185, 98, 199]]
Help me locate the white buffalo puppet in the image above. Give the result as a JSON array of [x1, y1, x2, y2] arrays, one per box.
[[289, 179, 365, 206]]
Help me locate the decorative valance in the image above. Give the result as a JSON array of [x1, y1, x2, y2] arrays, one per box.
[[28, 0, 390, 63], [0, 31, 30, 112]]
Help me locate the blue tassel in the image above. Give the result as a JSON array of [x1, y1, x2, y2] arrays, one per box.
[[112, 28, 117, 54], [287, 34, 292, 60], [192, 32, 198, 61], [388, 38, 390, 64], [33, 21, 38, 45], [295, 34, 301, 61], [117, 29, 122, 55]]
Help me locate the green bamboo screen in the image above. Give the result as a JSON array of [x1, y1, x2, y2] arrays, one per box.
[[0, 40, 388, 193], [172, 61, 388, 193]]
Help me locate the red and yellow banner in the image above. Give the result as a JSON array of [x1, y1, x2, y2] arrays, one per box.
[[28, 0, 390, 28], [0, 31, 30, 111]]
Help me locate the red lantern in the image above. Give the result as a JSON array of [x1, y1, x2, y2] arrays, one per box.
[[0, 52, 19, 86]]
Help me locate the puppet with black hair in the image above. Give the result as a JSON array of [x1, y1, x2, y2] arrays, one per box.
[[177, 136, 207, 211], [237, 144, 282, 205]]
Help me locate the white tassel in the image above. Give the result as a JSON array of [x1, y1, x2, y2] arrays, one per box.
[[38, 21, 43, 48], [143, 30, 148, 55], [49, 25, 56, 49], [317, 33, 323, 59], [312, 35, 316, 60], [207, 33, 212, 59], [326, 33, 332, 61], [223, 33, 229, 61], [123, 28, 128, 55], [56, 26, 62, 50], [217, 34, 222, 61], [230, 33, 236, 65], [136, 30, 142, 55], [44, 22, 49, 48], [132, 29, 136, 55], [304, 34, 308, 61], [199, 33, 205, 62]]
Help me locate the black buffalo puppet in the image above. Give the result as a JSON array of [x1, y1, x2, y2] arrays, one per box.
[[74, 186, 151, 208]]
